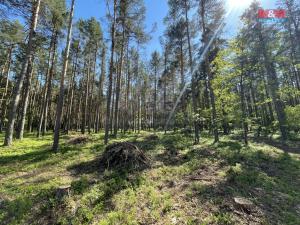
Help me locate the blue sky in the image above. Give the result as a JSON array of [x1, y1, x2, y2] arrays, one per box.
[[73, 0, 168, 60], [73, 0, 277, 59]]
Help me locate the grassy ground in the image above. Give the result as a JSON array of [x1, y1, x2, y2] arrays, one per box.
[[0, 131, 299, 225]]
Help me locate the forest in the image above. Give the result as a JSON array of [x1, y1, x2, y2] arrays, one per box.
[[0, 0, 300, 224]]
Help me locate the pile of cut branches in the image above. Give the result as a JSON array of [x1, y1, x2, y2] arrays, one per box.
[[68, 135, 90, 145], [101, 142, 150, 170]]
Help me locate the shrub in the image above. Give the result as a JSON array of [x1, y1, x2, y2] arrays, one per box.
[[71, 176, 90, 194], [285, 105, 300, 133]]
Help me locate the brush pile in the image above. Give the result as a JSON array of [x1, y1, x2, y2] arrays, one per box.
[[101, 142, 150, 170], [68, 135, 90, 145]]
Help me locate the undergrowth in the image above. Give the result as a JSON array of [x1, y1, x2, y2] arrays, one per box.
[[0, 132, 299, 224]]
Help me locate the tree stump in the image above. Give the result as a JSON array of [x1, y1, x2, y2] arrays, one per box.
[[234, 197, 255, 213], [56, 185, 71, 200]]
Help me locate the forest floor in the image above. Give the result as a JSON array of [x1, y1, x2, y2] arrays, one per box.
[[0, 131, 300, 225]]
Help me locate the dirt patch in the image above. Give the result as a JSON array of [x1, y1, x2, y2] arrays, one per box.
[[100, 142, 150, 170], [184, 163, 223, 185]]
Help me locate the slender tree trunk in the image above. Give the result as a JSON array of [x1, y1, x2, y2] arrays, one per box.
[[82, 55, 91, 134], [16, 60, 34, 140], [4, 0, 41, 146], [206, 60, 219, 143], [138, 95, 141, 133], [43, 32, 58, 136], [52, 0, 75, 151], [0, 45, 13, 132], [65, 44, 79, 133], [27, 78, 39, 133], [125, 44, 130, 132], [113, 24, 126, 137], [258, 25, 288, 141], [87, 47, 98, 134], [0, 45, 13, 101], [37, 31, 56, 137], [240, 63, 248, 145], [185, 0, 200, 144], [153, 64, 157, 131], [97, 47, 106, 132], [104, 0, 117, 144]]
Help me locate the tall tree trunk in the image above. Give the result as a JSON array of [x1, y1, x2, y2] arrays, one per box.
[[240, 63, 248, 145], [153, 61, 158, 131], [104, 0, 117, 144], [43, 31, 58, 136], [27, 78, 39, 133], [206, 60, 219, 143], [4, 0, 41, 146], [258, 25, 288, 141], [16, 60, 34, 139], [52, 0, 75, 151], [184, 0, 200, 144], [125, 44, 130, 132], [97, 47, 106, 131], [82, 55, 91, 134], [65, 44, 79, 134], [0, 45, 13, 132], [199, 0, 219, 143], [37, 31, 56, 137], [113, 23, 126, 137]]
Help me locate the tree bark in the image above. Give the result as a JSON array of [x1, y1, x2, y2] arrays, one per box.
[[81, 55, 91, 134], [4, 0, 41, 146], [104, 0, 117, 144], [37, 30, 56, 137], [0, 45, 13, 133], [16, 59, 34, 140], [52, 0, 75, 151], [113, 19, 126, 137], [258, 25, 288, 141], [185, 0, 200, 144], [240, 62, 248, 145]]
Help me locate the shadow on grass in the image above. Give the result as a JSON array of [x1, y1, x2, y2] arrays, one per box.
[[252, 137, 300, 155], [67, 132, 194, 177], [185, 141, 300, 224], [0, 187, 58, 225], [153, 133, 194, 166], [215, 141, 243, 151], [0, 142, 85, 167], [65, 142, 149, 224], [230, 133, 300, 155], [0, 144, 53, 165]]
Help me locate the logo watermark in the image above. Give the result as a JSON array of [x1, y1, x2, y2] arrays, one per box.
[[257, 9, 287, 23]]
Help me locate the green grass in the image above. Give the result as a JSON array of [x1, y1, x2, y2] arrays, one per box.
[[0, 131, 299, 224]]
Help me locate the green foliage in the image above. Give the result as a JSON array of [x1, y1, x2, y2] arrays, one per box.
[[6, 197, 33, 221], [98, 210, 138, 225], [285, 105, 300, 132], [211, 212, 233, 225], [0, 20, 24, 45], [45, 0, 66, 29], [226, 163, 260, 188], [174, 112, 185, 128], [0, 132, 300, 224], [71, 176, 90, 194]]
